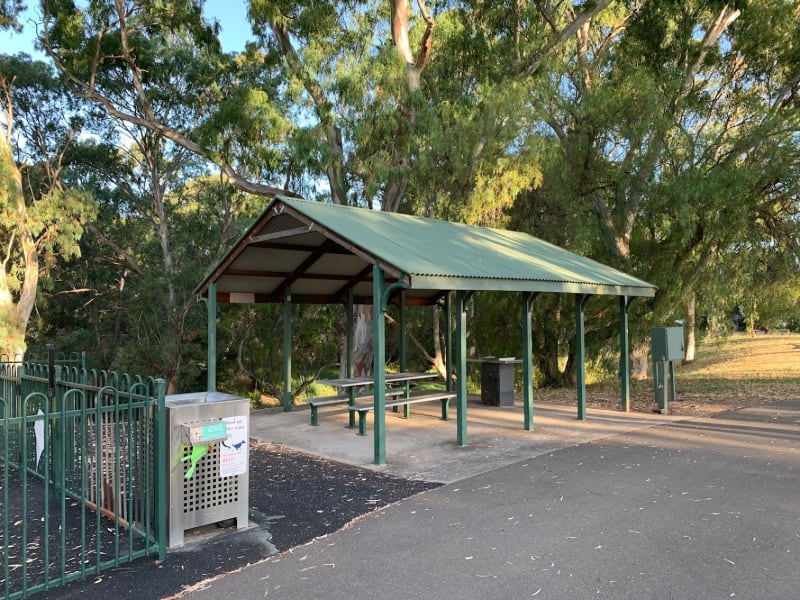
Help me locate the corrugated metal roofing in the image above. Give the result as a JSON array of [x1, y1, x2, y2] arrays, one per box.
[[196, 196, 655, 303]]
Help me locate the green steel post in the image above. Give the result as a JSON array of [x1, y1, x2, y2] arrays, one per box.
[[2, 398, 8, 600], [669, 360, 677, 404], [399, 290, 407, 372], [346, 288, 354, 379], [346, 289, 356, 427], [619, 296, 631, 412], [445, 293, 453, 392], [283, 287, 292, 412], [206, 283, 217, 392], [399, 290, 411, 406], [455, 291, 469, 446], [654, 359, 668, 413], [575, 295, 589, 420], [522, 292, 536, 431], [153, 378, 167, 561], [372, 265, 387, 465], [48, 345, 65, 487]]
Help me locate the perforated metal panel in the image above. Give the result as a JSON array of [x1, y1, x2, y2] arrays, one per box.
[[165, 393, 249, 548], [180, 443, 240, 514]]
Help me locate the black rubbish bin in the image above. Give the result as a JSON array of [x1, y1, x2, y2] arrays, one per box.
[[480, 358, 518, 406]]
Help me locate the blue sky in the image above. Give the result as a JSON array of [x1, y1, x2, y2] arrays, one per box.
[[2, 0, 253, 56]]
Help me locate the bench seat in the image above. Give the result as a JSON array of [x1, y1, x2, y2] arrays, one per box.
[[348, 390, 457, 436], [307, 388, 405, 426]]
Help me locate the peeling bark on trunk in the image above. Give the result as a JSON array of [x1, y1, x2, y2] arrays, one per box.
[[630, 343, 649, 381], [352, 305, 374, 376], [535, 319, 570, 387], [338, 305, 375, 378], [0, 139, 38, 358], [430, 307, 446, 377], [684, 292, 696, 363]]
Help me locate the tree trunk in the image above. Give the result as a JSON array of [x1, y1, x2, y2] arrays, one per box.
[[338, 304, 375, 377], [684, 291, 696, 363], [630, 343, 649, 380], [535, 321, 570, 387], [430, 306, 446, 377], [0, 139, 38, 358], [352, 304, 374, 376]]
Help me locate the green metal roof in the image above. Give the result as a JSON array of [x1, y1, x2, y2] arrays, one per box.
[[196, 197, 655, 304]]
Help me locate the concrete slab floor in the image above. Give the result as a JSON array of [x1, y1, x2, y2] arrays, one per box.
[[248, 395, 685, 483]]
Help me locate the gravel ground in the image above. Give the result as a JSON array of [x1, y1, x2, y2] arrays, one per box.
[[27, 440, 440, 600], [247, 441, 440, 551], [0, 472, 146, 595]]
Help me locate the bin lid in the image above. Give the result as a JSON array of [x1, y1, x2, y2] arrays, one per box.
[[165, 391, 247, 407]]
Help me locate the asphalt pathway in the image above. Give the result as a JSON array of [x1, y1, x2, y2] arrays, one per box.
[[181, 400, 800, 600], [30, 443, 437, 600]]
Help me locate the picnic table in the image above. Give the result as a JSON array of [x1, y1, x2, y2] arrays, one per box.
[[321, 372, 439, 388], [308, 372, 454, 434]]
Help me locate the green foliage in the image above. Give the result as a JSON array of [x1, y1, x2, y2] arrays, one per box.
[[1, 55, 98, 355], [10, 0, 799, 393], [218, 303, 341, 399], [0, 0, 24, 31]]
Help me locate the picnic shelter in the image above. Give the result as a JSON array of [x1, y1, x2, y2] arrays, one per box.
[[195, 197, 656, 465]]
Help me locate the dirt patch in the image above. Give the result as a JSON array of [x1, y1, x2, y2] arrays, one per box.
[[536, 334, 800, 418], [534, 380, 800, 418]]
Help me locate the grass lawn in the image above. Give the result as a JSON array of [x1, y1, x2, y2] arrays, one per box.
[[535, 332, 800, 416]]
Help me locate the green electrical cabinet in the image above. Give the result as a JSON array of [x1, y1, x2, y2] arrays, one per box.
[[651, 326, 685, 362], [651, 326, 684, 414]]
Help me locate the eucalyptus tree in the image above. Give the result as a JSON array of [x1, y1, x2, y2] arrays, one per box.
[[37, 0, 800, 389], [401, 0, 799, 381], [241, 0, 440, 375], [37, 1, 289, 389], [507, 0, 800, 373], [0, 54, 97, 357]]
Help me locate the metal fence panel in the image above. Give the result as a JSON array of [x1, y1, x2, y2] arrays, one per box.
[[0, 361, 166, 600]]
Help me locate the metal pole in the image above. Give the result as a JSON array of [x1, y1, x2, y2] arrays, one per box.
[[206, 283, 217, 392], [522, 293, 536, 431], [399, 290, 407, 372], [399, 290, 411, 407], [655, 360, 669, 414], [445, 293, 453, 392], [575, 295, 589, 420], [669, 360, 677, 404], [154, 378, 167, 560], [47, 344, 64, 488], [455, 291, 469, 446], [372, 265, 387, 465], [283, 287, 292, 412], [346, 288, 356, 428], [619, 296, 631, 412], [47, 343, 55, 397]]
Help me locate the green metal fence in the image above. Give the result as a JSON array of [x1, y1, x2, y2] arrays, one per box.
[[0, 355, 167, 600]]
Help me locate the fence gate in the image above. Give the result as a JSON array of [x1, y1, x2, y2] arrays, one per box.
[[1, 355, 167, 600]]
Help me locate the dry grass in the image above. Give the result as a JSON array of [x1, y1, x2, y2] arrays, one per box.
[[534, 333, 800, 416]]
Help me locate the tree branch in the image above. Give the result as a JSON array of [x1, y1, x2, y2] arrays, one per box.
[[41, 8, 299, 201], [672, 5, 741, 112], [414, 0, 434, 70], [271, 21, 348, 204], [523, 0, 614, 77], [86, 223, 144, 276]]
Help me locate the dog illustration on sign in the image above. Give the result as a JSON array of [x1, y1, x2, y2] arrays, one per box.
[[221, 439, 247, 450]]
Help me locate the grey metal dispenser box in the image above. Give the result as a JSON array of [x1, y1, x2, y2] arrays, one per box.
[[165, 392, 250, 548]]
